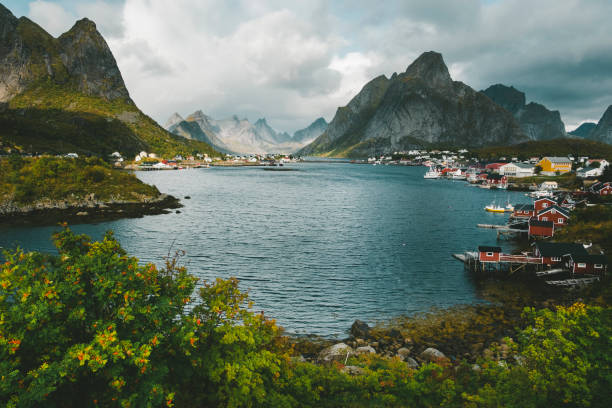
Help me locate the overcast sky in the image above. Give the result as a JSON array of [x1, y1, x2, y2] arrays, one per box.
[[4, 0, 612, 133]]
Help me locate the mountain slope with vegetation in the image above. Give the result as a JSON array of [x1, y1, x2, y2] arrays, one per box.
[[0, 4, 218, 157]]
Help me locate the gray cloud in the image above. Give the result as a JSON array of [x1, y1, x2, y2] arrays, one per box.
[[21, 0, 612, 132]]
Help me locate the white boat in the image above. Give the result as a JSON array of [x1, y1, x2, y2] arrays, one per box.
[[528, 190, 554, 198], [423, 166, 440, 179], [451, 169, 466, 180]]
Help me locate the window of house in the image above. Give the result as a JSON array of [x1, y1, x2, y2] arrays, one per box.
[[552, 257, 561, 262], [577, 263, 587, 268], [558, 218, 564, 223], [542, 217, 548, 221], [543, 203, 548, 208], [486, 252, 493, 256], [595, 264, 603, 269]]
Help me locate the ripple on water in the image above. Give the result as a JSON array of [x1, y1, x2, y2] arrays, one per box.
[[0, 164, 529, 337]]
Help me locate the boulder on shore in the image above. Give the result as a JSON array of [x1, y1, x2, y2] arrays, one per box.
[[350, 320, 371, 339], [341, 365, 365, 376], [355, 345, 376, 355], [419, 347, 449, 363], [405, 357, 419, 370], [318, 343, 353, 363]]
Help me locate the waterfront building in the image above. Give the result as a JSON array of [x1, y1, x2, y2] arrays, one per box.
[[537, 157, 572, 175]]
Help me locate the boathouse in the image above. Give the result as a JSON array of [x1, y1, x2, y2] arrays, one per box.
[[534, 242, 588, 266], [478, 246, 502, 262], [563, 254, 609, 276], [485, 174, 508, 188], [534, 197, 557, 213], [528, 218, 554, 238], [591, 181, 612, 196], [512, 203, 535, 219], [536, 205, 570, 227]]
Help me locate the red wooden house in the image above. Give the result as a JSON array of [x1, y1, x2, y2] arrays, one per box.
[[485, 163, 506, 173], [534, 242, 587, 266], [478, 246, 502, 262], [486, 174, 508, 188], [528, 218, 554, 238], [563, 254, 608, 276], [512, 203, 535, 219], [591, 181, 612, 196], [534, 197, 557, 213], [536, 205, 570, 227]]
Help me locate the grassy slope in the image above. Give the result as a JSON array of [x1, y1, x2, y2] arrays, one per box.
[[1, 82, 221, 158], [476, 138, 612, 161], [0, 156, 159, 204]]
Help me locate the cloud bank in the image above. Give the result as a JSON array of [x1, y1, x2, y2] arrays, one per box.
[[14, 0, 612, 132]]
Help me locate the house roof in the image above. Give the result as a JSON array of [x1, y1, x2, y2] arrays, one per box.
[[529, 219, 554, 228], [485, 163, 506, 169], [478, 246, 502, 253], [515, 204, 535, 211], [535, 242, 588, 257], [567, 254, 609, 265], [537, 205, 570, 217], [543, 157, 572, 163], [502, 162, 534, 169]]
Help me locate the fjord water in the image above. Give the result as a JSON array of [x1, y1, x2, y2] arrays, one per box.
[[0, 164, 528, 337]]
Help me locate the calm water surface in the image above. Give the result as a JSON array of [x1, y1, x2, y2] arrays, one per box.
[[0, 164, 529, 337]]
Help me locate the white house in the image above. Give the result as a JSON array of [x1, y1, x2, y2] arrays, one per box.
[[499, 162, 535, 178], [577, 160, 609, 178]]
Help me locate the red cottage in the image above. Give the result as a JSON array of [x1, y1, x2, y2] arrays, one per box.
[[478, 246, 502, 262], [534, 242, 587, 266], [534, 197, 557, 213], [528, 218, 554, 238], [536, 205, 570, 227], [512, 203, 535, 219], [563, 254, 609, 276]]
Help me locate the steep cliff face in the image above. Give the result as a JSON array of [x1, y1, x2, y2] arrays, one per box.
[[569, 122, 596, 138], [300, 52, 526, 157], [0, 4, 217, 157], [293, 117, 328, 144], [590, 105, 612, 144], [481, 84, 566, 141]]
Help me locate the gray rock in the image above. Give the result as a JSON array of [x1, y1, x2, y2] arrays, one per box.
[[76, 211, 88, 216], [419, 347, 449, 363], [318, 343, 353, 363], [350, 320, 371, 339], [355, 346, 376, 355], [405, 357, 419, 370], [396, 347, 412, 361]]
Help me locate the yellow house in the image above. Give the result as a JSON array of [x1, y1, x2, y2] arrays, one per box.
[[537, 157, 572, 174]]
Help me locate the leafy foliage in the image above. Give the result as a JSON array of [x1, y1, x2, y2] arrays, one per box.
[[0, 156, 159, 204], [1, 229, 611, 407]]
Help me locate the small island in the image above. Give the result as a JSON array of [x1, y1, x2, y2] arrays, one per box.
[[0, 156, 181, 226]]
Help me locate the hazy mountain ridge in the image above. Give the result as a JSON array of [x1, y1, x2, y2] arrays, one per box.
[[590, 105, 612, 144], [299, 52, 527, 158], [0, 4, 218, 157], [568, 122, 597, 138], [166, 111, 327, 154], [481, 84, 566, 141]]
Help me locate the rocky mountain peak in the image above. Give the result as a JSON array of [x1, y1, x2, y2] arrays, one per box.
[[0, 3, 17, 28], [165, 112, 184, 129], [590, 105, 612, 144], [70, 18, 97, 33], [404, 51, 452, 88], [482, 84, 525, 114], [254, 118, 268, 126]]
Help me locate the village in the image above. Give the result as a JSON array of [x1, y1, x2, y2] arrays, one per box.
[[423, 153, 612, 289]]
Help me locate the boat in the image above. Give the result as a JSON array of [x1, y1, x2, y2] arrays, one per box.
[[528, 190, 554, 198], [423, 166, 440, 179], [504, 203, 514, 212], [450, 169, 466, 180], [485, 202, 506, 213]]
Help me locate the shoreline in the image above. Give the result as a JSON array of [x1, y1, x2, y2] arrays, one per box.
[[0, 194, 182, 227]]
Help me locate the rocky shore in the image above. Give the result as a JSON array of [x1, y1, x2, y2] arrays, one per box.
[[0, 193, 181, 226]]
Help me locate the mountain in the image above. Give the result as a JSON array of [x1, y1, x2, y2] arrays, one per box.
[[0, 4, 218, 157], [589, 105, 612, 144], [569, 122, 597, 138], [293, 117, 328, 144], [481, 84, 566, 141], [299, 52, 527, 158], [166, 112, 327, 154]]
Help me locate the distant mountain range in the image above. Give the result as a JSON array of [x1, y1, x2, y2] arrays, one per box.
[[0, 4, 218, 157], [165, 111, 327, 154], [299, 52, 528, 158], [298, 51, 612, 158]]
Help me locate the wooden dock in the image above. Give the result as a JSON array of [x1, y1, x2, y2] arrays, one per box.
[[546, 277, 600, 287]]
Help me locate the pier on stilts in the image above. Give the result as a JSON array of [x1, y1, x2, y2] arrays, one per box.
[[452, 248, 545, 277]]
